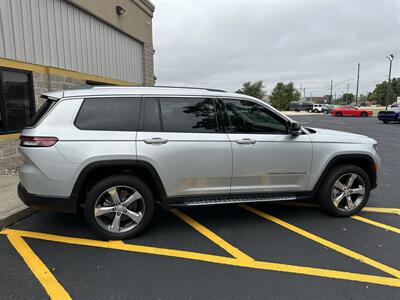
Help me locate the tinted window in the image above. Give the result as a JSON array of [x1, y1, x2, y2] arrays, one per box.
[[159, 98, 218, 133], [75, 97, 140, 131], [223, 99, 288, 134], [143, 98, 162, 131], [0, 70, 34, 132], [27, 99, 56, 127]]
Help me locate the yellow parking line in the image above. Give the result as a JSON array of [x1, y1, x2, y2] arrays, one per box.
[[170, 208, 253, 261], [240, 204, 400, 279], [362, 207, 400, 215], [7, 234, 71, 300], [352, 216, 400, 234], [270, 201, 400, 215], [1, 229, 400, 287]]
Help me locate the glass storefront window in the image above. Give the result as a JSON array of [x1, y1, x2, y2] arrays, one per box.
[[0, 69, 34, 133]]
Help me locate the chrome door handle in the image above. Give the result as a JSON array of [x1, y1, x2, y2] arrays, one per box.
[[144, 138, 168, 144], [235, 138, 256, 145]]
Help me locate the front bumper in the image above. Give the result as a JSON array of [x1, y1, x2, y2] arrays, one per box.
[[377, 116, 398, 121], [18, 183, 77, 213]]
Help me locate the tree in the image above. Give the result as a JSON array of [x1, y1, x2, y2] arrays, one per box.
[[390, 77, 400, 97], [236, 80, 266, 100], [339, 93, 354, 104], [323, 94, 332, 103], [368, 81, 396, 106], [269, 82, 301, 110]]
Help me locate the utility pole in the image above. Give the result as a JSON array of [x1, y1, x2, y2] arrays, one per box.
[[330, 80, 333, 104], [386, 54, 394, 109], [346, 83, 350, 104], [303, 88, 306, 99], [334, 93, 336, 103], [299, 84, 302, 99], [355, 63, 360, 106]]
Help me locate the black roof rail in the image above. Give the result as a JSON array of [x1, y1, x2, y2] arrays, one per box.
[[154, 85, 227, 93]]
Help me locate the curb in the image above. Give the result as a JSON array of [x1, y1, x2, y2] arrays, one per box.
[[0, 207, 37, 229]]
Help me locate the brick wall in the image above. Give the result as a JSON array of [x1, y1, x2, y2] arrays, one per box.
[[143, 43, 155, 86], [0, 138, 21, 175], [0, 72, 85, 175]]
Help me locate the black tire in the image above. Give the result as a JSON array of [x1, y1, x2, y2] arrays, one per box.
[[361, 112, 368, 117], [313, 109, 319, 113], [84, 174, 154, 240], [317, 164, 371, 217], [335, 112, 343, 117], [383, 120, 389, 124]]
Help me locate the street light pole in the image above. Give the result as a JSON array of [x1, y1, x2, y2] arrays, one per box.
[[386, 54, 394, 109]]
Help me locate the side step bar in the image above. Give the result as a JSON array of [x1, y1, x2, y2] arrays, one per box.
[[172, 194, 297, 207]]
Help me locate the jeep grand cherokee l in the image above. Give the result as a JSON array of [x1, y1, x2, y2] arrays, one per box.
[[18, 87, 380, 239]]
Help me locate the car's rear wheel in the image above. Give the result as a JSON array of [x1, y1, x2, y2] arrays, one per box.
[[84, 174, 154, 240], [317, 165, 370, 217], [361, 112, 368, 117], [335, 112, 343, 117], [313, 109, 319, 113], [383, 120, 389, 124]]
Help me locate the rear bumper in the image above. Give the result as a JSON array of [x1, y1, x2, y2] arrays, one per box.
[[18, 183, 77, 213]]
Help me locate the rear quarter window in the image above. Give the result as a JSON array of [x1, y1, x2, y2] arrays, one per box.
[[75, 97, 140, 131], [27, 99, 56, 127]]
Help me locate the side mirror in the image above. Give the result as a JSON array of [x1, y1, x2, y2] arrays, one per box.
[[289, 121, 302, 136]]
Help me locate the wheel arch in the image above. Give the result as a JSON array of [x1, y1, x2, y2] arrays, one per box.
[[71, 160, 167, 209], [312, 154, 377, 195]]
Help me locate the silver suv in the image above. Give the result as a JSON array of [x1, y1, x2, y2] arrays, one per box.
[[18, 87, 380, 239]]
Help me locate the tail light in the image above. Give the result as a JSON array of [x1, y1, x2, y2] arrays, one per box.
[[20, 136, 58, 147]]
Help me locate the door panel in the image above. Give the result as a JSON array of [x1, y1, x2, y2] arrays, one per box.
[[137, 132, 232, 196], [221, 98, 312, 193], [228, 133, 312, 193]]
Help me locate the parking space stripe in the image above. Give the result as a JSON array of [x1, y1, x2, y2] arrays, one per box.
[[1, 229, 400, 287], [7, 234, 71, 300], [240, 204, 400, 279], [352, 215, 400, 234], [170, 208, 253, 261], [270, 201, 400, 215], [362, 207, 400, 215]]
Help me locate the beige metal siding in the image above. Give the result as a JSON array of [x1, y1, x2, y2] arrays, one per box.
[[0, 0, 143, 84]]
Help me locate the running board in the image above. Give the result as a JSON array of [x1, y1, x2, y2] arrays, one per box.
[[172, 194, 297, 207]]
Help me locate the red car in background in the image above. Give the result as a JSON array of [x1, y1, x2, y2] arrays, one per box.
[[330, 106, 373, 117]]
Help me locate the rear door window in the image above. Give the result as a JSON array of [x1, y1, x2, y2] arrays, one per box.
[[75, 97, 140, 131], [158, 97, 218, 133]]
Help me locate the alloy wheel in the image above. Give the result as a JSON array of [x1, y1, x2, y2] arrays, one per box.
[[94, 185, 145, 233], [331, 173, 366, 212]]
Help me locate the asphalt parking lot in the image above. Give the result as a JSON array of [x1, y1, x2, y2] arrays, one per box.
[[1, 115, 399, 299]]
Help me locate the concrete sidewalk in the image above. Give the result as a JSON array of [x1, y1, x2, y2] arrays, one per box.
[[0, 175, 35, 228]]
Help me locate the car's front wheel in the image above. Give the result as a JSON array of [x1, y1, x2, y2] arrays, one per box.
[[335, 112, 343, 117], [317, 165, 370, 217], [84, 174, 154, 240], [361, 112, 368, 117]]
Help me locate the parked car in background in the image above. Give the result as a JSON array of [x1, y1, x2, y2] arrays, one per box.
[[289, 101, 313, 112], [331, 106, 373, 117], [322, 104, 335, 114], [377, 103, 400, 123], [311, 104, 326, 113]]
